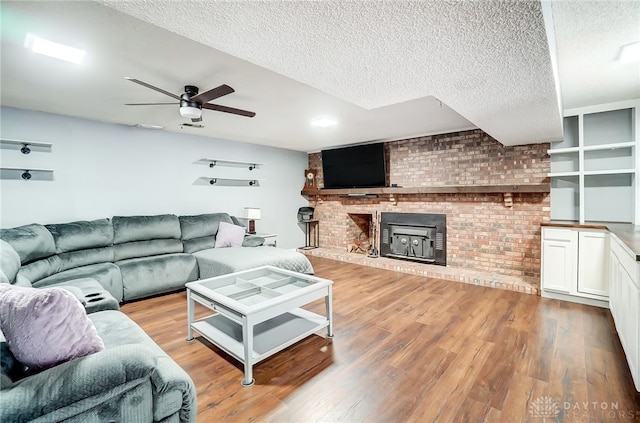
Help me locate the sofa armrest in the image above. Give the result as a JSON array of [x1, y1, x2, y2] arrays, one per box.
[[1, 344, 156, 422]]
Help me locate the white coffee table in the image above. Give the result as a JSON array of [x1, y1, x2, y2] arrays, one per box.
[[185, 266, 333, 386]]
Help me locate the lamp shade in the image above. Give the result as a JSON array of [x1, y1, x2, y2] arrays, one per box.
[[244, 207, 261, 220], [179, 105, 201, 119]]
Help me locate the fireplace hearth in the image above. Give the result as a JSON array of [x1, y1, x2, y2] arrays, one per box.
[[380, 212, 446, 266]]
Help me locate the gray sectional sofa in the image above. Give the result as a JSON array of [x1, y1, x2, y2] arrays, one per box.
[[0, 212, 314, 422]]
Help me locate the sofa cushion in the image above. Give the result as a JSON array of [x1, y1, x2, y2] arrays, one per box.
[[0, 284, 104, 371], [45, 218, 114, 254], [179, 213, 232, 240], [113, 214, 181, 244], [17, 254, 62, 283], [0, 240, 21, 283], [0, 224, 55, 264], [183, 236, 216, 254], [242, 235, 266, 247], [58, 246, 115, 271], [114, 239, 183, 261], [214, 222, 246, 248], [118, 253, 198, 302]]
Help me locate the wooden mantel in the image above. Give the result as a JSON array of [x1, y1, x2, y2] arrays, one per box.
[[302, 184, 549, 196], [302, 184, 549, 206]]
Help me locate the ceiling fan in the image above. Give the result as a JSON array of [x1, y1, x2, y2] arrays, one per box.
[[124, 77, 256, 122]]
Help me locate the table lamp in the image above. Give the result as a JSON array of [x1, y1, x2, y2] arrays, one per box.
[[244, 207, 261, 234]]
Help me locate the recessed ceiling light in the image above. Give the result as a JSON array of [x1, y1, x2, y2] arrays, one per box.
[[24, 33, 85, 64], [618, 41, 640, 64], [311, 117, 337, 128]]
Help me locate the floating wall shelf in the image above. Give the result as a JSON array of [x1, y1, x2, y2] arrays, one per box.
[[199, 177, 264, 187], [0, 138, 53, 154], [0, 167, 54, 181], [199, 158, 263, 170]]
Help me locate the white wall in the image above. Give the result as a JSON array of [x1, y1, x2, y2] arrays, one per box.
[[0, 107, 310, 249]]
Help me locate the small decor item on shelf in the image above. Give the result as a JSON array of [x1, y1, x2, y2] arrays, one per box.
[[244, 207, 261, 234], [303, 168, 318, 191]]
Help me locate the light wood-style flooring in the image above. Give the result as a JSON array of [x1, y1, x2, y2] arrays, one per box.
[[121, 256, 640, 422]]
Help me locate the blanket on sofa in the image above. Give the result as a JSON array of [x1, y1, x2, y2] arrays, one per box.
[[193, 246, 313, 279]]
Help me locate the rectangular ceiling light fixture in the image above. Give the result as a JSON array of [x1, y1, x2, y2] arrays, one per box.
[[618, 41, 640, 64], [24, 33, 85, 64]]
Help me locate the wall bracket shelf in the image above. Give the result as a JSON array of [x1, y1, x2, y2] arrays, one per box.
[[1, 167, 54, 181], [1, 138, 53, 154], [200, 177, 264, 187], [200, 158, 263, 171]]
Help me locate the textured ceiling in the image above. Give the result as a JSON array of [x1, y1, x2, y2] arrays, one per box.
[[551, 1, 640, 109], [103, 0, 563, 146], [1, 1, 637, 152]]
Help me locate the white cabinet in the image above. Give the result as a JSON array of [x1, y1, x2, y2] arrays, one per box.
[[541, 227, 609, 307], [609, 234, 640, 392]]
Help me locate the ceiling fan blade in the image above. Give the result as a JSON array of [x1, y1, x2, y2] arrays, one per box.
[[124, 77, 182, 101], [202, 103, 256, 118], [191, 116, 202, 123], [191, 84, 234, 104], [125, 103, 177, 106]]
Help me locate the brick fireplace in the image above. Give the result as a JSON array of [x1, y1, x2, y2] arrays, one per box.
[[301, 129, 551, 293]]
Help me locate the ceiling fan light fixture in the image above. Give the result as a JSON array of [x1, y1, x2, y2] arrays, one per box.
[[179, 100, 202, 119]]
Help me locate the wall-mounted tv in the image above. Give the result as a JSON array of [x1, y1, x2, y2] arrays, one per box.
[[321, 143, 386, 189]]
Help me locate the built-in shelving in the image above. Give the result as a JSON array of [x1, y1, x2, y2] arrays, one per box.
[[549, 99, 639, 224]]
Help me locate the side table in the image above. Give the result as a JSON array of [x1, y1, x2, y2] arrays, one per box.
[[299, 219, 319, 250]]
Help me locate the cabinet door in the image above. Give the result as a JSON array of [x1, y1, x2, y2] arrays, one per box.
[[577, 231, 609, 297], [542, 229, 578, 294], [618, 264, 639, 391]]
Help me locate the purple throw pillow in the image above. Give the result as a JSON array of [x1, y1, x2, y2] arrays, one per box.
[[214, 221, 246, 248], [0, 284, 104, 371]]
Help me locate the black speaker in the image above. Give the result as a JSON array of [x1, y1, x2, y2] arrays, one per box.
[[297, 207, 314, 221]]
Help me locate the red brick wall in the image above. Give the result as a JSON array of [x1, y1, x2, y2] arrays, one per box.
[[307, 129, 551, 279]]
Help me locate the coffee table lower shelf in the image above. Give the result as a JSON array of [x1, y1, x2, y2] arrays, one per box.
[[190, 308, 329, 383]]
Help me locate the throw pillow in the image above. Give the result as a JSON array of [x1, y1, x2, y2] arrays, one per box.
[[214, 221, 246, 248], [0, 284, 104, 371]]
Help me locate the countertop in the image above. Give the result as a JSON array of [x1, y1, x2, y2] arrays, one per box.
[[542, 221, 640, 261]]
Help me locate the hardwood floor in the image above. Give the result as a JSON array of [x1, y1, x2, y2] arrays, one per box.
[[121, 257, 640, 422]]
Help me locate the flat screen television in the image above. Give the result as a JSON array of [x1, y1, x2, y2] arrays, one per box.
[[321, 143, 386, 189]]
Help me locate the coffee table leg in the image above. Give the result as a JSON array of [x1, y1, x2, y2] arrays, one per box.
[[326, 287, 334, 338], [241, 316, 255, 386], [186, 289, 195, 342]]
